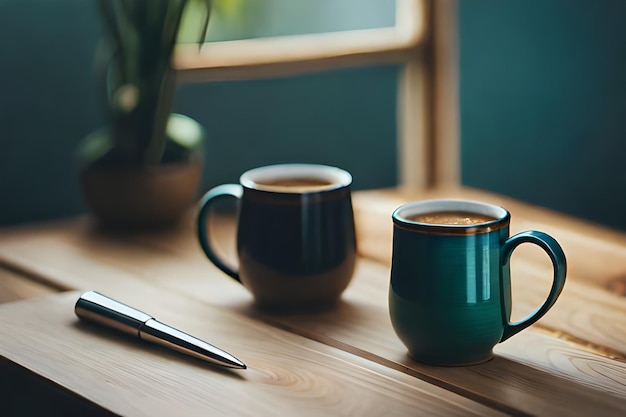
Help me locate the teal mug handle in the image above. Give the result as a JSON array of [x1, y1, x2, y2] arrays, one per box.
[[500, 230, 567, 341], [197, 184, 243, 282]]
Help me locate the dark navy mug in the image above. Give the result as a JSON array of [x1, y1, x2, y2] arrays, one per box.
[[389, 199, 567, 366], [197, 164, 356, 312]]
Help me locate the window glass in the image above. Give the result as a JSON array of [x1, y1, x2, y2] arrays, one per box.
[[180, 0, 396, 43]]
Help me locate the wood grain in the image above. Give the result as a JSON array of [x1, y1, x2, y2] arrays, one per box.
[[0, 292, 502, 417], [0, 187, 625, 416], [253, 259, 626, 416], [0, 207, 624, 415], [0, 266, 59, 304], [127, 189, 626, 357]]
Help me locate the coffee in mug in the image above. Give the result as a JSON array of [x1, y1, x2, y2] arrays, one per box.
[[254, 177, 334, 192], [408, 211, 496, 225], [389, 199, 567, 366], [197, 164, 356, 312]]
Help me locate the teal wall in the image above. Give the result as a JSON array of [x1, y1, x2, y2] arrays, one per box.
[[0, 0, 101, 225], [174, 68, 398, 195], [459, 0, 626, 230], [0, 0, 397, 226]]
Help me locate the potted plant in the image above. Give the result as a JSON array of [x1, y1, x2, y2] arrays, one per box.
[[78, 0, 211, 230]]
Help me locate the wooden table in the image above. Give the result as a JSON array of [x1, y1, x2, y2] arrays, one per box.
[[0, 187, 624, 416]]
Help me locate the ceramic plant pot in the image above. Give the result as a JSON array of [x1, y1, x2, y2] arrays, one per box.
[[78, 114, 205, 230], [79, 158, 202, 230]]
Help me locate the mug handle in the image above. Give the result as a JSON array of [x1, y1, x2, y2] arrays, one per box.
[[500, 230, 567, 342], [197, 184, 243, 283]]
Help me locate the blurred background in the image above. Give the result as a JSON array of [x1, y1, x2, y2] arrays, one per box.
[[1, 0, 625, 230]]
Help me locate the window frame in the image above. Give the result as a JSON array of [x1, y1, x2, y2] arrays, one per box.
[[173, 0, 458, 188]]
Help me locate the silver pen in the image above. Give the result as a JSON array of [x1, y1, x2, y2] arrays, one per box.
[[75, 291, 246, 370]]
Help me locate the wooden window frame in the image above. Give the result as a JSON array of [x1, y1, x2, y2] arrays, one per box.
[[173, 0, 458, 188]]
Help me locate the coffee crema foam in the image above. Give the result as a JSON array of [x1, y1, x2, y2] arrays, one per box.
[[408, 211, 496, 226], [255, 177, 334, 192]]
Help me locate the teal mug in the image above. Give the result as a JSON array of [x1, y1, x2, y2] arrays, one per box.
[[389, 199, 567, 366], [197, 164, 356, 312]]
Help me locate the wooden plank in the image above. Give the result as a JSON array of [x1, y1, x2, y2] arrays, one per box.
[[4, 197, 624, 359], [175, 0, 426, 83], [0, 292, 502, 417], [218, 257, 626, 416], [0, 206, 624, 416], [0, 266, 59, 304], [253, 259, 626, 415], [3, 190, 625, 355]]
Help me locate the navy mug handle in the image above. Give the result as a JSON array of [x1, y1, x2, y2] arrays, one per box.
[[500, 230, 567, 341], [197, 184, 243, 283]]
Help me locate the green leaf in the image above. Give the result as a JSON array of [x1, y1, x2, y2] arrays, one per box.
[[167, 113, 205, 150], [94, 0, 211, 165], [178, 0, 212, 45]]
